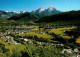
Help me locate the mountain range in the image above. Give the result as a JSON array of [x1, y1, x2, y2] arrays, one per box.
[[0, 5, 61, 20], [0, 10, 27, 19]]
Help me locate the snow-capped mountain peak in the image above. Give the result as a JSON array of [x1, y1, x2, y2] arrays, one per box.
[[50, 5, 55, 8], [5, 11, 9, 12], [19, 11, 27, 13], [38, 8, 45, 13], [31, 5, 60, 15], [48, 5, 56, 11]]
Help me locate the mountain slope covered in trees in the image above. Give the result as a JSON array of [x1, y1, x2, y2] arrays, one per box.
[[8, 13, 39, 21], [36, 10, 80, 25]]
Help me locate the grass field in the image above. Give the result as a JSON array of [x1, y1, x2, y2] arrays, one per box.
[[47, 27, 75, 34], [18, 32, 53, 39], [76, 38, 80, 44], [46, 27, 75, 39], [0, 38, 26, 56]]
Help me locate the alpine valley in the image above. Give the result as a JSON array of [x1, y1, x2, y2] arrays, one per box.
[[0, 5, 80, 57]]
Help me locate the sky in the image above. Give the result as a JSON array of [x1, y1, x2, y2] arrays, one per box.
[[0, 0, 80, 12]]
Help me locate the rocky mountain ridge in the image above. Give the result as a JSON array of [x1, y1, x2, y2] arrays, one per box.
[[31, 5, 60, 15]]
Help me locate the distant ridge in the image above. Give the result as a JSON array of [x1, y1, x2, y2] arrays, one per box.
[[0, 10, 27, 19]]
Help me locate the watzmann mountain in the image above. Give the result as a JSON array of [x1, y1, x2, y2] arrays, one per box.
[[31, 5, 61, 15]]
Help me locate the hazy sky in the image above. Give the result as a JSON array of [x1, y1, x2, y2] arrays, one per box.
[[0, 0, 80, 12]]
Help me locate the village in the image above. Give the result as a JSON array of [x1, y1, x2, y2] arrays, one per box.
[[0, 25, 80, 57]]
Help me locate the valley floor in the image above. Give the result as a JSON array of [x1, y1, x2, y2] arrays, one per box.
[[0, 24, 80, 57]]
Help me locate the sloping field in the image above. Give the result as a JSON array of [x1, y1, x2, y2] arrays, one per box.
[[76, 38, 80, 43], [46, 27, 75, 39], [0, 38, 26, 56]]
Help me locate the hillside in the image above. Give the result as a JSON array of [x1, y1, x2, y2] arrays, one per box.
[[8, 13, 39, 21], [36, 10, 80, 25]]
